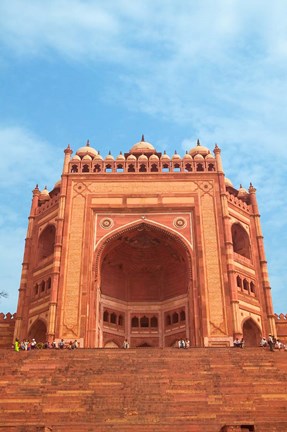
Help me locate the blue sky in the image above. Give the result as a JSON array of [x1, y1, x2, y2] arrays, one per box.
[[0, 0, 286, 315]]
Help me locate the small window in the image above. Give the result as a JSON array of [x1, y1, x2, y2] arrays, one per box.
[[46, 278, 51, 290], [185, 163, 192, 172], [180, 310, 186, 322], [128, 164, 135, 173], [237, 275, 242, 288], [82, 164, 90, 173], [150, 316, 158, 327], [139, 164, 147, 172], [250, 282, 255, 294], [166, 315, 171, 326], [103, 310, 109, 322], [208, 163, 215, 171], [243, 279, 249, 291], [151, 164, 158, 172], [40, 281, 45, 293], [71, 165, 78, 173], [131, 316, 139, 327], [172, 312, 179, 324], [196, 163, 204, 172], [140, 316, 149, 327], [93, 164, 101, 173], [118, 315, 124, 326], [110, 312, 117, 324]]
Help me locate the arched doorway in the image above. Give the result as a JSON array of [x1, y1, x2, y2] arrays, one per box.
[[28, 319, 47, 343], [242, 318, 261, 347], [95, 222, 196, 348]]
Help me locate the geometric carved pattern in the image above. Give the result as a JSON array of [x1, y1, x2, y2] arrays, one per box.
[[173, 217, 187, 229], [100, 218, 114, 230]]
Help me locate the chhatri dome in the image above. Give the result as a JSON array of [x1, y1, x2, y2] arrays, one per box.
[[76, 140, 98, 158], [130, 135, 156, 154], [189, 139, 210, 157]]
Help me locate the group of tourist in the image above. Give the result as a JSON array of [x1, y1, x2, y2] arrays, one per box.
[[177, 338, 190, 348], [13, 338, 79, 351], [260, 335, 286, 351]]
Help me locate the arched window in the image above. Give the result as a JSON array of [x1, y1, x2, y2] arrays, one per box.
[[71, 165, 78, 173], [231, 223, 251, 259], [166, 315, 171, 326], [150, 316, 158, 328], [118, 315, 124, 326], [185, 163, 192, 172], [162, 163, 169, 172], [180, 310, 186, 322], [237, 275, 242, 288], [46, 278, 51, 290], [128, 164, 135, 173], [140, 316, 149, 327], [105, 164, 112, 173], [93, 164, 101, 173], [196, 163, 204, 172], [103, 310, 109, 322], [250, 281, 255, 294], [38, 225, 56, 261], [208, 163, 215, 171], [172, 312, 179, 324], [131, 316, 139, 327], [82, 164, 90, 172], [40, 280, 45, 292], [139, 164, 147, 172], [110, 312, 117, 324], [173, 164, 181, 172], [116, 164, 124, 173], [243, 279, 249, 291], [151, 164, 158, 172]]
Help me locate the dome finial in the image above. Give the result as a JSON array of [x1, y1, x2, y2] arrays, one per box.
[[197, 139, 200, 146], [141, 134, 145, 142], [86, 139, 90, 147]]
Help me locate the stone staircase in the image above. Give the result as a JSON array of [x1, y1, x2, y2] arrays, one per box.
[[0, 348, 286, 431]]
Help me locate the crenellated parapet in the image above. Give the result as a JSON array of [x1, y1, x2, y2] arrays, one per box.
[[0, 313, 16, 348], [0, 312, 17, 322], [274, 313, 287, 343], [226, 191, 251, 212]]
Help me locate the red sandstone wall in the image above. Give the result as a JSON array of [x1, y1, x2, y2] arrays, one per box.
[[275, 313, 287, 343], [0, 313, 16, 348]]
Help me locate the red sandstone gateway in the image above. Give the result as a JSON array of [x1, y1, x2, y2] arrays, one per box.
[[7, 137, 286, 348]]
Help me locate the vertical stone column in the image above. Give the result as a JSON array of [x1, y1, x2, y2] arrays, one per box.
[[47, 145, 72, 341], [214, 145, 241, 336], [14, 185, 40, 340], [249, 183, 276, 336]]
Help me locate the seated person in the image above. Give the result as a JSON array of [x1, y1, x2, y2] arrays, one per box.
[[233, 338, 242, 348]]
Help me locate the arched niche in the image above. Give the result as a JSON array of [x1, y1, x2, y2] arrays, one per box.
[[28, 319, 47, 342], [231, 223, 251, 259], [38, 224, 56, 261], [242, 318, 261, 347], [99, 222, 191, 302]]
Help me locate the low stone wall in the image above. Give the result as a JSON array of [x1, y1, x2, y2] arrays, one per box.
[[275, 313, 287, 343], [0, 313, 16, 348]]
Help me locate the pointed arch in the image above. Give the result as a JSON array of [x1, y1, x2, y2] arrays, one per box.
[[38, 224, 56, 261], [28, 319, 47, 343], [231, 223, 251, 259], [242, 317, 262, 347]]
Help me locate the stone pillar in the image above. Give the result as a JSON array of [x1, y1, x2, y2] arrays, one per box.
[[249, 183, 276, 336], [47, 145, 72, 341], [214, 145, 241, 337], [14, 185, 40, 341]]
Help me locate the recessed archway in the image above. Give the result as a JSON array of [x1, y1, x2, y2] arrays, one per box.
[[28, 319, 47, 343], [95, 222, 195, 348], [242, 318, 261, 347]]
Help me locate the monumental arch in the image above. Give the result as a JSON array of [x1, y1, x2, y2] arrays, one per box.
[[13, 136, 276, 348]]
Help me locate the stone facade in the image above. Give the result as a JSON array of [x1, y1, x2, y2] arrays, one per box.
[[10, 137, 280, 347]]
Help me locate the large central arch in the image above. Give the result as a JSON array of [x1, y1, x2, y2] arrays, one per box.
[[92, 221, 199, 348]]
